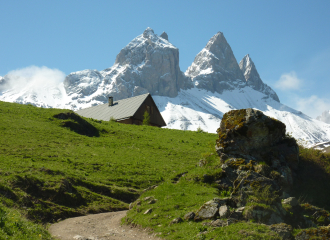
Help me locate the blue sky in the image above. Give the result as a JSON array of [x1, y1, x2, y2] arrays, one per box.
[[1, 0, 330, 117]]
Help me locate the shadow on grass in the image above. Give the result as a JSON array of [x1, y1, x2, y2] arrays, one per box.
[[54, 112, 99, 137], [292, 148, 330, 211]]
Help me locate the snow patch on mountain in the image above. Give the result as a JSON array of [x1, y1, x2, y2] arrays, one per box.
[[154, 87, 330, 145]]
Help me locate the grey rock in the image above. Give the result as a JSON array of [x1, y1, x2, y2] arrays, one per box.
[[195, 199, 220, 220], [143, 185, 158, 192], [170, 217, 183, 225], [186, 32, 246, 93], [212, 197, 231, 206], [239, 54, 280, 102], [243, 205, 284, 225], [143, 27, 154, 38], [144, 208, 153, 214], [148, 199, 157, 204], [268, 223, 293, 240], [184, 212, 195, 221], [282, 197, 298, 207], [144, 196, 153, 201], [210, 219, 226, 227], [219, 205, 230, 218], [220, 163, 238, 183], [236, 207, 245, 213], [73, 236, 94, 240]]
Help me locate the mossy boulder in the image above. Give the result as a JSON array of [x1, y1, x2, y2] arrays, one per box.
[[216, 108, 286, 156], [295, 226, 330, 240], [268, 223, 293, 240], [243, 204, 284, 225], [300, 203, 330, 226], [216, 109, 299, 169]]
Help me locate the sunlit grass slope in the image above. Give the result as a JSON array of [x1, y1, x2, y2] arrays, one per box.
[[2, 100, 330, 240], [0, 100, 216, 225]]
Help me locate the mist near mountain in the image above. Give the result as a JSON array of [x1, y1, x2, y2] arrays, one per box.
[[317, 110, 330, 124]]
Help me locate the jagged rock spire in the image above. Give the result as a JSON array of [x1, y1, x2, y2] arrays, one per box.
[[160, 31, 168, 40], [239, 54, 280, 102], [185, 32, 245, 93], [143, 27, 155, 38]]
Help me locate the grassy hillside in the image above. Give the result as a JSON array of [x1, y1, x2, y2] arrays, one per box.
[[0, 100, 217, 238], [1, 100, 330, 239]]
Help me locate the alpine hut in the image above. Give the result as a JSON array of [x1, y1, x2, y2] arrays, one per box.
[[75, 93, 166, 127]]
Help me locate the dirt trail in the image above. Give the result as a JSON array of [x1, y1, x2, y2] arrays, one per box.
[[49, 210, 161, 240]]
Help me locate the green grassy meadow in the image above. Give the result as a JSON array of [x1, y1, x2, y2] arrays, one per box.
[[0, 100, 216, 239], [1, 100, 330, 239]]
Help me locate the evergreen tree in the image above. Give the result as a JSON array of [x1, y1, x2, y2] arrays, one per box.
[[143, 110, 150, 125]]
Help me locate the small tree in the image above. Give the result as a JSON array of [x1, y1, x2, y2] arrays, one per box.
[[143, 110, 150, 125], [196, 126, 204, 133]]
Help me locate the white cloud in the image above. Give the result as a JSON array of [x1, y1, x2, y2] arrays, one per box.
[[3, 66, 65, 91], [294, 95, 330, 118], [274, 71, 303, 91]]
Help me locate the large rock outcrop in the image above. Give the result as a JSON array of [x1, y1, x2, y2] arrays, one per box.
[[216, 109, 299, 170], [183, 109, 330, 230], [211, 109, 300, 224], [185, 32, 246, 93], [239, 54, 280, 102]]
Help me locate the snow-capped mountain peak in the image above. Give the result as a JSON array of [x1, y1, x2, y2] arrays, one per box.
[[239, 54, 279, 102], [185, 32, 245, 93], [115, 28, 177, 66], [1, 28, 330, 146]]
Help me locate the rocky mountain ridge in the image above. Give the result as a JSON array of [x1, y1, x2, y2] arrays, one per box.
[[63, 28, 192, 109], [62, 28, 278, 108], [1, 28, 330, 145], [0, 28, 277, 106]]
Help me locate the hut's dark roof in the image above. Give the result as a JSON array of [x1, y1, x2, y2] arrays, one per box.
[[75, 93, 150, 121]]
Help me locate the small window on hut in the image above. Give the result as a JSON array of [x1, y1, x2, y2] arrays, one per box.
[[146, 105, 150, 113], [151, 106, 154, 114]]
